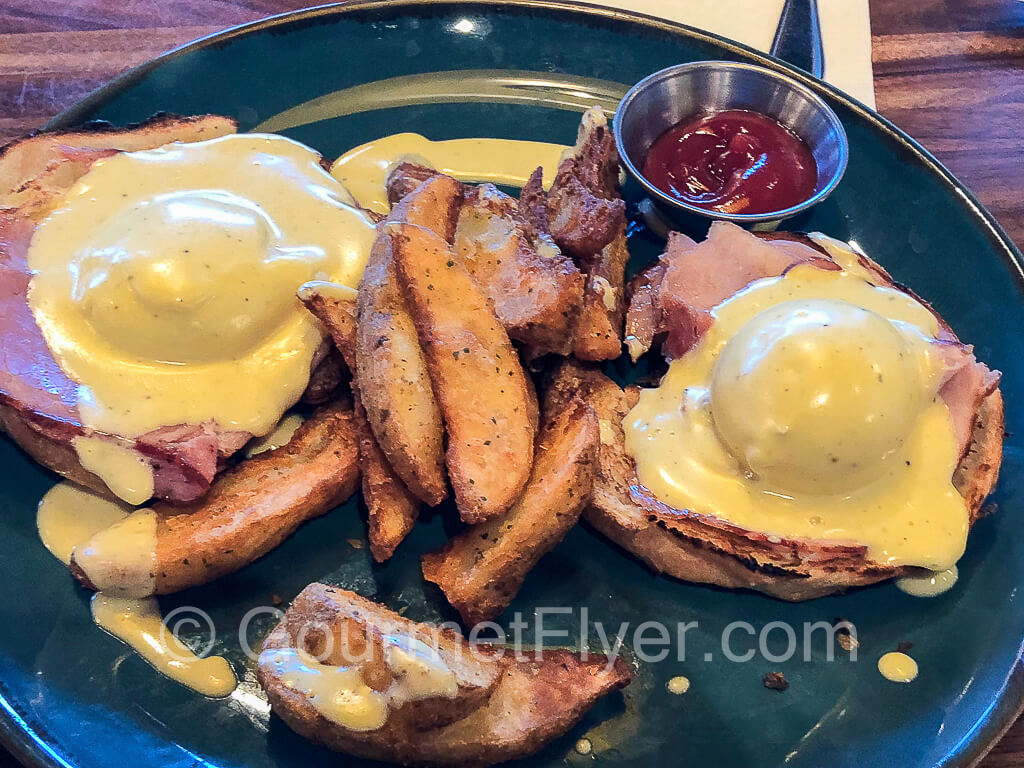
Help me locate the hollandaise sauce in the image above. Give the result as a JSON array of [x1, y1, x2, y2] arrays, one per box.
[[895, 566, 959, 597], [37, 481, 236, 697], [261, 634, 457, 731], [36, 481, 134, 565], [27, 133, 376, 441], [623, 243, 968, 570], [91, 594, 237, 698], [330, 132, 569, 214], [263, 648, 389, 731], [244, 412, 305, 458], [878, 651, 918, 683]]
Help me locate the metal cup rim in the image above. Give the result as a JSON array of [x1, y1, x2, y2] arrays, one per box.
[[613, 60, 850, 224]]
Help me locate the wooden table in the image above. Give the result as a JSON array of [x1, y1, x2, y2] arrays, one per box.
[[1, 0, 1023, 765]]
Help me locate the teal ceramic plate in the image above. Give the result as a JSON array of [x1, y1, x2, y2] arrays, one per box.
[[3, 2, 1023, 766]]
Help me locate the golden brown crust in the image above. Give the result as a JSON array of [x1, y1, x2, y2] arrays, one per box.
[[258, 584, 632, 768], [151, 402, 359, 594], [0, 401, 106, 494], [455, 184, 584, 356], [547, 358, 1003, 601], [0, 114, 238, 215], [544, 108, 627, 361], [386, 162, 446, 208], [71, 402, 360, 595], [388, 171, 464, 245], [572, 225, 628, 361], [360, 425, 421, 563], [260, 584, 502, 740], [356, 233, 448, 507], [422, 395, 598, 625], [301, 287, 420, 562], [389, 221, 536, 523]]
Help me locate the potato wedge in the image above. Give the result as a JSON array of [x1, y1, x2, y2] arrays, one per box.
[[260, 584, 501, 736], [387, 221, 536, 523], [388, 171, 463, 243], [70, 401, 359, 596], [455, 184, 583, 355], [385, 162, 458, 216], [356, 234, 448, 506], [541, 108, 628, 361], [300, 284, 420, 562], [358, 420, 420, 563], [258, 584, 632, 768], [422, 395, 598, 624], [573, 225, 629, 361]]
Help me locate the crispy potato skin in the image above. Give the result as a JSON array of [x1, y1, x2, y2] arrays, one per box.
[[356, 234, 448, 506], [260, 584, 501, 738], [258, 584, 632, 768], [301, 289, 420, 562], [540, 108, 627, 361], [548, 359, 1004, 600], [151, 402, 359, 594], [389, 171, 464, 244], [455, 184, 584, 356], [422, 396, 598, 625], [386, 162, 443, 207], [388, 221, 536, 523], [358, 419, 420, 563], [573, 225, 628, 361], [71, 402, 360, 595]]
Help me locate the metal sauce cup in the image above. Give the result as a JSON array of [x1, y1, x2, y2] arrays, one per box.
[[614, 61, 849, 232]]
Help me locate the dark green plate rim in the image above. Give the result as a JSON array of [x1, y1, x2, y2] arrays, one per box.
[[3, 2, 1021, 766]]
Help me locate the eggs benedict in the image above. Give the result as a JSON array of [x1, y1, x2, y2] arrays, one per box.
[[551, 221, 1002, 599], [0, 116, 374, 503]]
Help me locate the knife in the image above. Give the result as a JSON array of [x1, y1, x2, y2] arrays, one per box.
[[769, 0, 825, 79]]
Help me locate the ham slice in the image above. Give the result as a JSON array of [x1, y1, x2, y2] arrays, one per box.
[[659, 222, 828, 358], [624, 220, 1001, 458]]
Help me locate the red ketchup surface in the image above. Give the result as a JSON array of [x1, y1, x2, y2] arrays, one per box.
[[641, 109, 818, 215]]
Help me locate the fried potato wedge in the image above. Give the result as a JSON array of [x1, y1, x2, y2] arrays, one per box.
[[258, 584, 632, 768], [70, 402, 359, 596], [455, 184, 584, 355], [354, 173, 463, 506], [388, 221, 536, 522], [300, 284, 419, 562], [358, 420, 421, 563], [260, 584, 501, 737], [422, 395, 598, 624], [541, 108, 628, 361], [389, 170, 463, 243], [573, 225, 629, 361], [356, 234, 448, 506], [385, 162, 460, 222]]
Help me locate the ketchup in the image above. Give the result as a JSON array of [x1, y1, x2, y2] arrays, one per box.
[[641, 109, 817, 215]]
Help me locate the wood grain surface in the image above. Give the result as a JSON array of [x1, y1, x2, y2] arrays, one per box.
[[1, 0, 1023, 766]]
